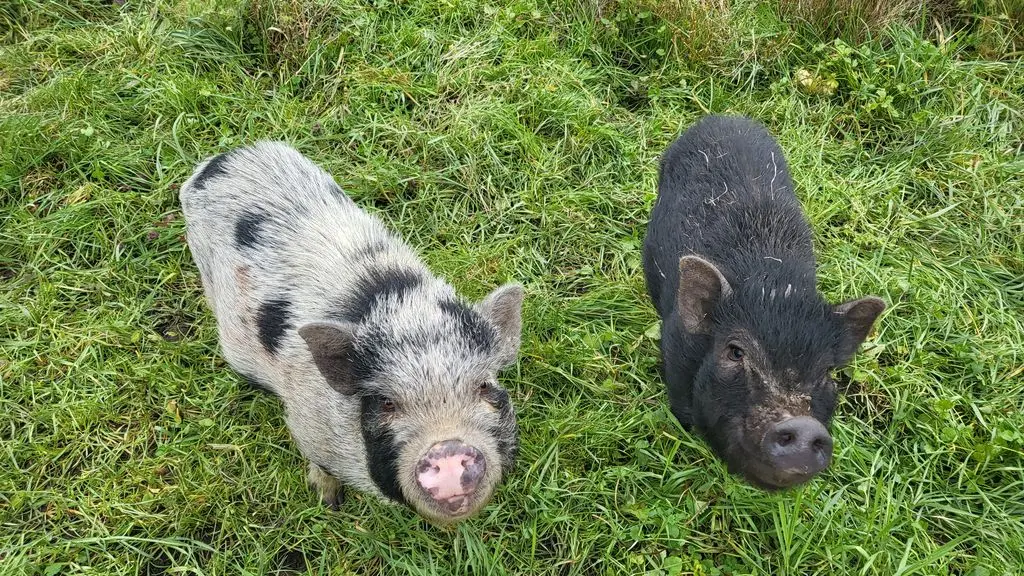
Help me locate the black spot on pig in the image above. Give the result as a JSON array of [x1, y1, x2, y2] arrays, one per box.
[[334, 268, 422, 324], [234, 211, 267, 249], [256, 298, 292, 354], [354, 240, 388, 262], [348, 333, 387, 384], [190, 152, 232, 191], [360, 395, 408, 505], [481, 385, 510, 411], [484, 388, 518, 472], [439, 298, 495, 352]]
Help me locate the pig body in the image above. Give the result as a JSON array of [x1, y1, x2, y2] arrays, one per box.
[[643, 115, 885, 489], [179, 142, 523, 524]]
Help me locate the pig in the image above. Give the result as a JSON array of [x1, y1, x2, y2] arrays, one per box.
[[642, 115, 885, 490], [178, 141, 524, 524]]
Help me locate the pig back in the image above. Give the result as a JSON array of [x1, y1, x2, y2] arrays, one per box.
[[643, 115, 814, 316], [179, 142, 425, 396]]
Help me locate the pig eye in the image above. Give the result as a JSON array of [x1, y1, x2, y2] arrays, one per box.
[[381, 397, 396, 412], [726, 345, 745, 362], [477, 381, 492, 392]]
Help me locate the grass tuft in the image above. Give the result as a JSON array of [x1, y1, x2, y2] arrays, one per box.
[[775, 0, 1024, 58], [774, 0, 922, 45]]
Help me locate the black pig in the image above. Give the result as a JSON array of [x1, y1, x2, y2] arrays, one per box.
[[643, 115, 885, 489]]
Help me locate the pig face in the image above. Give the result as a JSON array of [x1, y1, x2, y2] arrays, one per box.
[[676, 256, 885, 489], [300, 283, 523, 524]]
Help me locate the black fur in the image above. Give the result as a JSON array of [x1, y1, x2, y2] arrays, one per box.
[[234, 211, 266, 249], [256, 298, 292, 355], [348, 330, 387, 384], [333, 268, 422, 324], [354, 240, 388, 262], [642, 115, 858, 487], [360, 395, 408, 505], [481, 386, 510, 411], [644, 115, 813, 316], [190, 152, 232, 191], [484, 387, 518, 473], [321, 267, 423, 386], [439, 298, 496, 353]]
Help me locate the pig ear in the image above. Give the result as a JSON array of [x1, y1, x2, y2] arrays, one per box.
[[476, 283, 525, 368], [298, 321, 360, 395], [832, 296, 886, 361], [676, 255, 732, 335]]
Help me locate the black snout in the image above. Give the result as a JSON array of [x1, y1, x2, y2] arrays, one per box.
[[762, 416, 832, 479]]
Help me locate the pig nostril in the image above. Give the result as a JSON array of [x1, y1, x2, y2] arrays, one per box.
[[764, 417, 833, 477], [417, 440, 487, 507], [777, 432, 794, 447]]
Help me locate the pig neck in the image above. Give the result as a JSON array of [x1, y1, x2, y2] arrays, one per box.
[[659, 311, 702, 428]]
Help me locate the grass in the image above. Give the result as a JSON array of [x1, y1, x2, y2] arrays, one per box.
[[1, 0, 1023, 574]]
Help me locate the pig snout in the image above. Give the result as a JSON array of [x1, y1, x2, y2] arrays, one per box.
[[416, 440, 486, 513], [762, 416, 833, 481]]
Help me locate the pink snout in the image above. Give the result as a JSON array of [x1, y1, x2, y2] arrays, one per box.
[[416, 440, 486, 513]]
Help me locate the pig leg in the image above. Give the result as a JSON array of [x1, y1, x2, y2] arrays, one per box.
[[307, 461, 344, 510]]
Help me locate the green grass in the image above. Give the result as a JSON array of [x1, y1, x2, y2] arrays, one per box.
[[1, 0, 1023, 574]]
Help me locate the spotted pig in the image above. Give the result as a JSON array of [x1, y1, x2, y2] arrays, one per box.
[[179, 142, 524, 524]]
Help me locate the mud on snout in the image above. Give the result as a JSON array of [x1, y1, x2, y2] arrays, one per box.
[[721, 407, 834, 490]]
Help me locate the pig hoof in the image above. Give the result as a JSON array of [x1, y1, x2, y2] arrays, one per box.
[[308, 462, 344, 511], [322, 488, 345, 511]]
